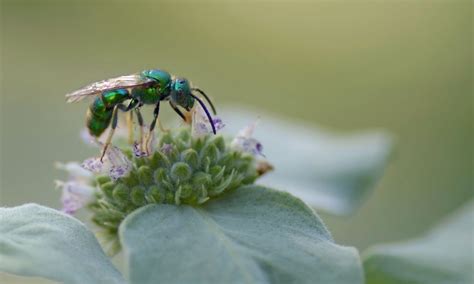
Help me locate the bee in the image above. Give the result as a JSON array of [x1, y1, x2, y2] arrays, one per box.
[[66, 69, 217, 160]]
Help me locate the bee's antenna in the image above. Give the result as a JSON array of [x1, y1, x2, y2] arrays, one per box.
[[192, 88, 217, 114], [190, 93, 217, 134]]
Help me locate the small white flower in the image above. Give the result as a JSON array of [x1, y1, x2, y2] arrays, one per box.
[[231, 121, 264, 156], [55, 161, 93, 181], [191, 104, 225, 139], [81, 144, 132, 181], [144, 124, 157, 154], [56, 180, 95, 215]]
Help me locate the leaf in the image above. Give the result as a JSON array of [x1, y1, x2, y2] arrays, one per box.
[[363, 200, 474, 284], [221, 106, 394, 215], [120, 185, 363, 284], [0, 204, 124, 284]]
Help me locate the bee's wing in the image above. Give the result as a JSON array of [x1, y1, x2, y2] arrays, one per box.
[[65, 74, 154, 103]]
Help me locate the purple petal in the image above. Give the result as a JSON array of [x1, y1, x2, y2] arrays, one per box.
[[213, 117, 226, 131], [109, 165, 131, 181], [133, 142, 148, 158], [161, 143, 174, 155], [81, 158, 104, 173]]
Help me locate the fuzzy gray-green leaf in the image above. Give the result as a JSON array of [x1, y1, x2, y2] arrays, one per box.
[[363, 200, 474, 284], [120, 185, 363, 284], [0, 204, 124, 284]]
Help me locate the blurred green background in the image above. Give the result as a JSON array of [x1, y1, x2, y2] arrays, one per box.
[[1, 0, 472, 276]]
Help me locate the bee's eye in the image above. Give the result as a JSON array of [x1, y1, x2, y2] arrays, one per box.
[[179, 80, 185, 84]]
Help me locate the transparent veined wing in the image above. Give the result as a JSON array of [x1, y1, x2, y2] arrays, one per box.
[[65, 74, 154, 103]]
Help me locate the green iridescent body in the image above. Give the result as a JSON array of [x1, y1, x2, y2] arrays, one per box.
[[87, 89, 128, 136], [86, 70, 173, 137], [67, 68, 217, 148]]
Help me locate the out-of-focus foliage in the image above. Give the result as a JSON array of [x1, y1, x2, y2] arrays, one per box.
[[222, 107, 393, 215], [363, 200, 474, 284]]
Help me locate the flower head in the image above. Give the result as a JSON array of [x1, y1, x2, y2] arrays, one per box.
[[57, 108, 272, 245]]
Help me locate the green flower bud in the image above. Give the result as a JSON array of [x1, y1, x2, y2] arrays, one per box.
[[138, 166, 153, 186], [200, 143, 219, 164], [171, 162, 192, 182], [181, 149, 199, 168], [160, 132, 174, 145], [112, 184, 129, 204], [180, 184, 194, 199], [209, 165, 224, 178], [150, 151, 170, 169], [153, 168, 167, 183], [100, 181, 116, 199], [96, 175, 111, 186], [177, 127, 191, 141], [121, 173, 140, 188], [131, 186, 146, 206], [147, 185, 163, 203], [211, 136, 226, 153], [192, 171, 212, 188]]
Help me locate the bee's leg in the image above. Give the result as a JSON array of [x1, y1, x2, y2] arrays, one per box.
[[124, 99, 139, 144], [134, 108, 145, 151], [145, 101, 161, 154], [158, 118, 169, 132], [100, 105, 120, 162], [169, 101, 187, 122], [127, 112, 134, 145], [100, 102, 135, 162]]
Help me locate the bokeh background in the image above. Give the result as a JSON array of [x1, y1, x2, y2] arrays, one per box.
[[1, 0, 472, 282]]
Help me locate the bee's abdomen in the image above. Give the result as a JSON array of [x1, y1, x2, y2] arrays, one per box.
[[87, 109, 112, 137], [86, 97, 113, 137], [86, 89, 130, 137]]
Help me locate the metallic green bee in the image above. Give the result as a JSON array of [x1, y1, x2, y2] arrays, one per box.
[[66, 69, 217, 160]]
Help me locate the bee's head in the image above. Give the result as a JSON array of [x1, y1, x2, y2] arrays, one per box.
[[171, 78, 194, 110], [170, 78, 217, 134]]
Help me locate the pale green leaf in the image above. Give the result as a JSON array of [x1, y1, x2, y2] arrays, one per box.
[[120, 185, 363, 284], [363, 200, 474, 284], [0, 204, 124, 284], [222, 106, 393, 215]]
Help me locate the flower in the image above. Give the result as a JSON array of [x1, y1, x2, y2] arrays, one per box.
[[160, 143, 174, 155], [133, 141, 148, 158], [81, 144, 132, 181], [55, 161, 93, 181], [55, 162, 96, 214], [56, 180, 95, 214], [231, 121, 264, 156], [231, 121, 274, 176], [191, 104, 225, 139]]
